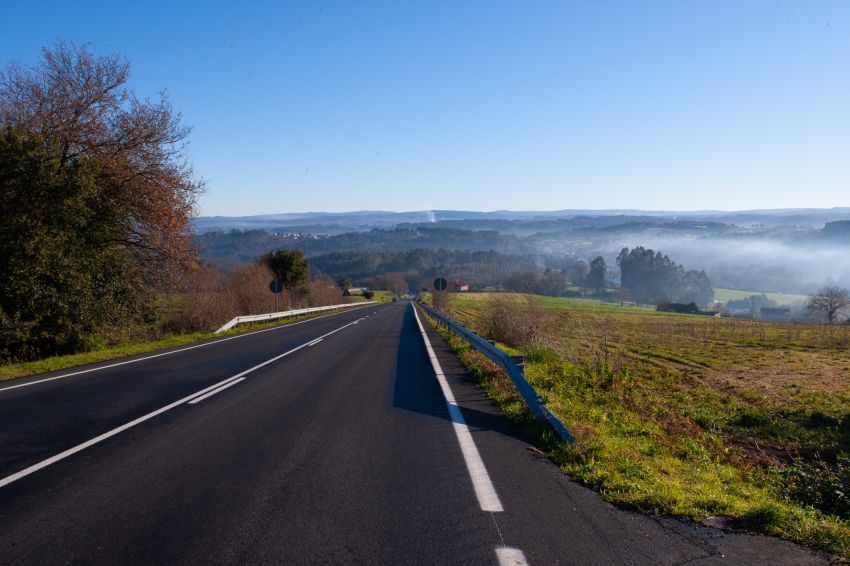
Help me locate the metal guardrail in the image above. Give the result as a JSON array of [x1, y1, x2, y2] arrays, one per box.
[[215, 302, 376, 333], [419, 303, 575, 444]]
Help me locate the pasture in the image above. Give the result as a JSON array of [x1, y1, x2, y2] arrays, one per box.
[[437, 292, 850, 557]]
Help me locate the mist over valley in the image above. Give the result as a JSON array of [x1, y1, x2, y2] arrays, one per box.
[[194, 208, 850, 296]]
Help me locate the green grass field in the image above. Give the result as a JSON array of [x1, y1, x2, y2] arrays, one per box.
[[431, 292, 850, 558], [713, 288, 809, 306]]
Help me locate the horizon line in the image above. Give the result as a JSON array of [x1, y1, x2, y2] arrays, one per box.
[[194, 206, 850, 219]]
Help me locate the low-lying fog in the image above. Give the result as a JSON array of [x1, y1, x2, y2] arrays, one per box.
[[599, 235, 850, 295]]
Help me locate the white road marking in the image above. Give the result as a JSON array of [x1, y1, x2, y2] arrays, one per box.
[[187, 377, 246, 404], [0, 377, 239, 489], [496, 547, 530, 566], [0, 318, 363, 489], [307, 338, 323, 347], [411, 306, 504, 513], [0, 308, 372, 394]]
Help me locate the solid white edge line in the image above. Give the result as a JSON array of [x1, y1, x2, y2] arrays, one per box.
[[0, 306, 374, 394], [496, 547, 530, 566], [187, 377, 246, 404], [411, 305, 504, 513], [0, 317, 364, 489]]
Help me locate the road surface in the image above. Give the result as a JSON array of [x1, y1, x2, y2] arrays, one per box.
[[0, 302, 829, 564]]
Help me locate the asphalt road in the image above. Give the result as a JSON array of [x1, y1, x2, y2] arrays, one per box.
[[0, 302, 829, 565]]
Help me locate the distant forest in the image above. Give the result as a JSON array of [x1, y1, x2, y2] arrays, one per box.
[[195, 227, 525, 265], [308, 249, 545, 292], [194, 215, 850, 298], [309, 249, 537, 283]]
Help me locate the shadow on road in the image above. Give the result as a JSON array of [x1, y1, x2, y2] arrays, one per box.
[[392, 305, 528, 444]]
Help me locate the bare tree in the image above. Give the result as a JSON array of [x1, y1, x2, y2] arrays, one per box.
[[807, 286, 850, 324], [382, 272, 407, 296], [1, 42, 203, 288]]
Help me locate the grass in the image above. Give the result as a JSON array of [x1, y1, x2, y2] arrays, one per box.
[[429, 292, 850, 559], [371, 290, 394, 302], [714, 288, 810, 306], [0, 305, 368, 383]]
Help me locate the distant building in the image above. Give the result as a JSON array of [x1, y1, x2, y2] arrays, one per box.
[[450, 279, 470, 292], [760, 307, 791, 322]]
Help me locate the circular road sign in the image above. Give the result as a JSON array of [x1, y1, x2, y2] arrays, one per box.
[[434, 277, 448, 291], [269, 279, 283, 294]]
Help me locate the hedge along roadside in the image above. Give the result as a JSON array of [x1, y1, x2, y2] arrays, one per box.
[[417, 302, 574, 444]]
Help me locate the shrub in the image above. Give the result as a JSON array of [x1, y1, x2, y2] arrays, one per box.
[[781, 455, 850, 520]]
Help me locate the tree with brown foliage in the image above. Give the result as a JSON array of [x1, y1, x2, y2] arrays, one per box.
[[381, 272, 407, 297], [1, 42, 202, 288], [0, 43, 202, 359]]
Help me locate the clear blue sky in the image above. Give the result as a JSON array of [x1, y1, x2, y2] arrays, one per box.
[[2, 1, 848, 216]]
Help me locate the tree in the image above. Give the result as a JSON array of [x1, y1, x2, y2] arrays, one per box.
[[0, 128, 133, 359], [336, 274, 352, 292], [617, 247, 714, 307], [807, 287, 850, 324], [586, 256, 607, 293], [568, 260, 589, 287], [262, 249, 310, 296], [678, 269, 714, 307], [381, 272, 407, 296], [1, 42, 202, 288], [617, 247, 674, 304]]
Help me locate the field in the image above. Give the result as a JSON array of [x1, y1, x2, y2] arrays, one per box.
[[713, 288, 810, 306], [434, 292, 850, 557]]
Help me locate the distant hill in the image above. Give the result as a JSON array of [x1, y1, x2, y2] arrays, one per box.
[[820, 220, 850, 241], [192, 208, 850, 234], [194, 226, 526, 265]]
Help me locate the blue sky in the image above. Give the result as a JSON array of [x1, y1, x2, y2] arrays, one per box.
[[2, 1, 848, 216]]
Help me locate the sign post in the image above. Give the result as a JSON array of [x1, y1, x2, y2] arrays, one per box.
[[269, 279, 283, 312], [433, 276, 448, 313]]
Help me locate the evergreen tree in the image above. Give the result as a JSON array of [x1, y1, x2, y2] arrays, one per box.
[[617, 247, 713, 307], [263, 249, 310, 296], [585, 256, 607, 292]]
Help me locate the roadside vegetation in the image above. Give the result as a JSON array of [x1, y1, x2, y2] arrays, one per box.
[[0, 303, 372, 383], [0, 43, 371, 367], [430, 292, 850, 558]]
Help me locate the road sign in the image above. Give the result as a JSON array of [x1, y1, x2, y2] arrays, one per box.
[[434, 277, 448, 291], [269, 279, 283, 294]]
